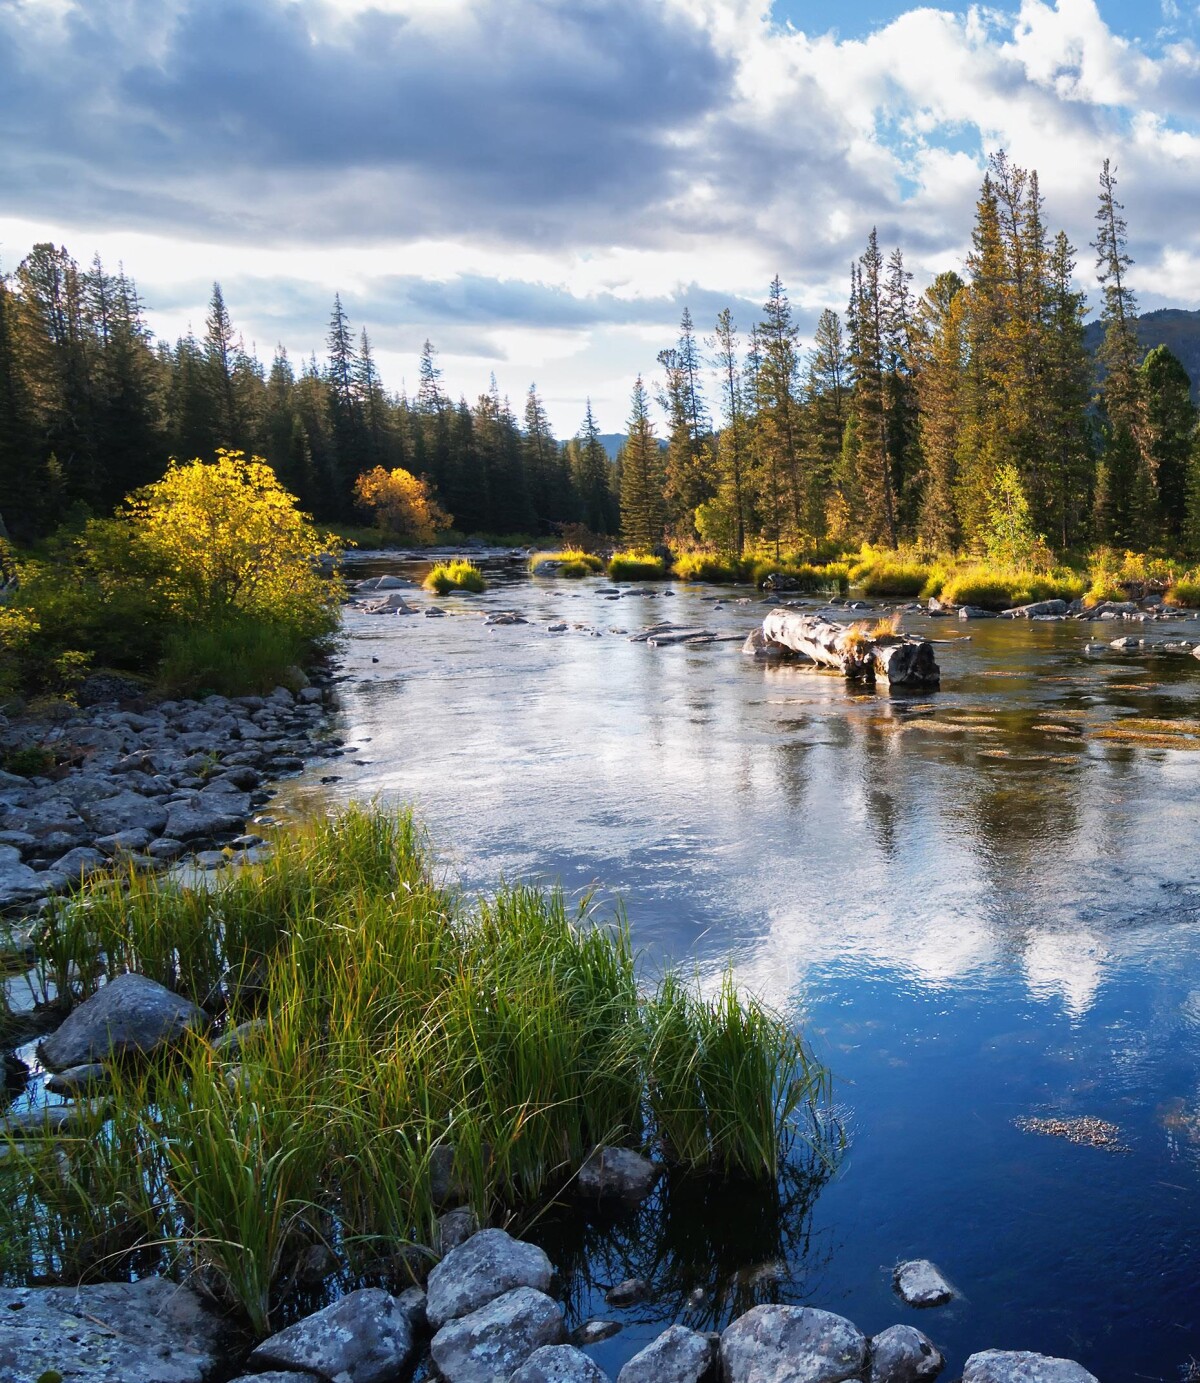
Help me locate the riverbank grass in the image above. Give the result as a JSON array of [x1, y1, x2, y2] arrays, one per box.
[[424, 559, 486, 593], [608, 551, 669, 580], [5, 805, 829, 1335], [530, 549, 605, 578]]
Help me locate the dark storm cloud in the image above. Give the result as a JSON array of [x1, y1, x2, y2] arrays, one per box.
[[0, 0, 734, 246]]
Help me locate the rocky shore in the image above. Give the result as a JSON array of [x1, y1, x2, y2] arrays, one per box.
[[0, 1219, 1100, 1383], [0, 669, 338, 917]]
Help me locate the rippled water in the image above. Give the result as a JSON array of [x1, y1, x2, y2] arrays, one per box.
[[277, 557, 1200, 1381]]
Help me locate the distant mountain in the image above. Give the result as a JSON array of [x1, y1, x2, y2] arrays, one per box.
[[557, 433, 660, 461], [1084, 308, 1200, 399]]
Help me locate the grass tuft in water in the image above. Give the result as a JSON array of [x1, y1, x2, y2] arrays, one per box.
[[608, 551, 669, 581], [424, 560, 486, 594], [530, 550, 605, 578]]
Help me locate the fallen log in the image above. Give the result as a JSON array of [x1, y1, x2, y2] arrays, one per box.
[[760, 609, 940, 688]]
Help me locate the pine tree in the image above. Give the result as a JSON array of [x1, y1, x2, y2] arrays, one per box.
[[572, 400, 617, 534], [0, 269, 42, 536], [204, 283, 244, 450], [1142, 345, 1196, 544], [754, 277, 806, 543], [712, 308, 749, 555], [914, 272, 966, 550], [1043, 232, 1094, 547], [847, 232, 897, 545], [619, 376, 666, 549]]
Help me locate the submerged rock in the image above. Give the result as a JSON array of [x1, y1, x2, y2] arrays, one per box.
[[893, 1260, 954, 1308], [429, 1285, 566, 1383], [958, 606, 998, 620], [617, 1323, 718, 1383], [38, 972, 208, 1070], [869, 1324, 945, 1382], [576, 1146, 659, 1201], [248, 1287, 419, 1383], [435, 1204, 479, 1257], [0, 1276, 225, 1383], [962, 1351, 1098, 1383], [720, 1304, 868, 1383], [426, 1227, 554, 1330], [511, 1343, 611, 1382]]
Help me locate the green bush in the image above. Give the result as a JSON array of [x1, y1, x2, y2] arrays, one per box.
[[751, 560, 849, 594], [158, 615, 312, 698], [939, 565, 1084, 610], [608, 551, 668, 581], [671, 552, 753, 583], [856, 560, 931, 597], [529, 549, 605, 578], [1165, 578, 1200, 607], [424, 559, 486, 594]]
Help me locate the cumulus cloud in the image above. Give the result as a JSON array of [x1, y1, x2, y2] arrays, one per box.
[[3, 0, 1200, 430]]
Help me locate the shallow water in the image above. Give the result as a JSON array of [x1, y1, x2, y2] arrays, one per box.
[[278, 558, 1200, 1380]]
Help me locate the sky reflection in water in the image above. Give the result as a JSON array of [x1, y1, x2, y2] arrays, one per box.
[[279, 561, 1200, 1381]]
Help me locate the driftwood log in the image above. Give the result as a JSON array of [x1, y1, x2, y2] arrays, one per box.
[[760, 609, 940, 688]]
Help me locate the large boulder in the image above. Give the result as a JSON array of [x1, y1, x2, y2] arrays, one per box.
[[426, 1227, 554, 1330], [577, 1146, 659, 1201], [511, 1343, 611, 1382], [164, 793, 249, 843], [1004, 600, 1068, 618], [80, 789, 168, 837], [617, 1323, 717, 1383], [0, 1276, 225, 1383], [429, 1286, 566, 1383], [962, 1352, 1098, 1383], [38, 972, 208, 1070], [0, 848, 52, 911], [248, 1287, 419, 1383], [720, 1305, 868, 1383], [869, 1325, 945, 1383]]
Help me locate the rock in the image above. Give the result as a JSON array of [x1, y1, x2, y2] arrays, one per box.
[[48, 845, 108, 881], [147, 836, 186, 861], [212, 1016, 267, 1058], [363, 592, 416, 614], [720, 1304, 868, 1383], [573, 1320, 622, 1345], [374, 574, 412, 590], [511, 1343, 611, 1383], [893, 1260, 954, 1308], [95, 828, 153, 856], [193, 849, 228, 870], [1004, 599, 1068, 618], [249, 1287, 418, 1383], [76, 672, 145, 707], [1110, 635, 1143, 650], [426, 1227, 554, 1330], [958, 606, 998, 620], [1, 1098, 108, 1136], [617, 1323, 718, 1383], [0, 1276, 224, 1382], [39, 972, 208, 1070], [0, 854, 52, 911], [227, 1374, 321, 1383], [44, 1062, 109, 1096], [164, 796, 247, 842], [604, 1278, 649, 1307], [425, 606, 447, 618], [429, 1286, 566, 1383], [869, 1324, 945, 1383], [962, 1351, 1098, 1383], [577, 1146, 659, 1201], [80, 789, 168, 837], [436, 1204, 480, 1257]]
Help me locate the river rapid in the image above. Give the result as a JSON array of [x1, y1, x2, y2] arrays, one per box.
[[275, 554, 1200, 1382]]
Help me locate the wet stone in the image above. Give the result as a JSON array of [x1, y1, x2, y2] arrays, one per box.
[[869, 1324, 945, 1383], [604, 1278, 649, 1307], [44, 1061, 109, 1097], [426, 1226, 554, 1330], [573, 1319, 622, 1345], [962, 1351, 1098, 1383], [429, 1286, 567, 1383], [617, 1323, 718, 1383], [38, 971, 208, 1070], [248, 1286, 418, 1383], [893, 1260, 954, 1308], [511, 1343, 611, 1383], [577, 1145, 659, 1201], [720, 1304, 868, 1383]]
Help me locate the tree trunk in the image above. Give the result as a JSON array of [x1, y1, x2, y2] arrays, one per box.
[[761, 609, 940, 688]]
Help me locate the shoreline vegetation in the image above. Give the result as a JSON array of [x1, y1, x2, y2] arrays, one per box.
[[0, 805, 833, 1339]]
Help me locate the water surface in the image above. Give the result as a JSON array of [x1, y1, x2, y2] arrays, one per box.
[[279, 559, 1200, 1381]]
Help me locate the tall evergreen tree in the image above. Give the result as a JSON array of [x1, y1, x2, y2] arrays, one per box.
[[619, 376, 665, 549], [572, 400, 617, 534], [204, 283, 244, 450], [713, 308, 749, 555]]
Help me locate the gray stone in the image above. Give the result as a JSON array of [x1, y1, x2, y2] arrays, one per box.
[[39, 971, 208, 1070], [430, 1286, 567, 1383], [573, 1320, 621, 1346], [44, 1062, 109, 1096], [958, 606, 998, 620], [720, 1304, 868, 1383], [427, 1227, 555, 1330], [248, 1287, 417, 1383], [227, 1374, 320, 1383], [95, 827, 153, 856], [0, 1275, 224, 1383], [1004, 599, 1068, 618], [80, 789, 168, 836], [869, 1324, 945, 1383], [164, 796, 247, 842], [617, 1323, 717, 1383], [512, 1343, 611, 1383], [193, 849, 229, 870], [48, 845, 108, 881], [962, 1351, 1098, 1383], [604, 1279, 648, 1307], [1110, 635, 1143, 650], [436, 1204, 480, 1256], [893, 1260, 954, 1308], [1, 1098, 108, 1136], [148, 836, 186, 861], [213, 1016, 267, 1058], [0, 854, 52, 910], [577, 1146, 659, 1201]]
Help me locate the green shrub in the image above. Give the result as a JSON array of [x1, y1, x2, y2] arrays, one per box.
[[1165, 578, 1200, 607], [671, 552, 753, 583], [158, 615, 312, 698], [856, 560, 931, 597], [529, 549, 605, 578], [939, 565, 1084, 610], [608, 551, 668, 581], [424, 559, 486, 593], [751, 560, 849, 594]]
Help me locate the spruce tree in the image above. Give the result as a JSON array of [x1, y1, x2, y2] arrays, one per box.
[[573, 400, 616, 534], [619, 376, 666, 549]]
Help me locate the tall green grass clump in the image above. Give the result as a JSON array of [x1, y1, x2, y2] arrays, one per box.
[[7, 805, 830, 1334], [530, 549, 605, 578], [939, 565, 1084, 610], [1165, 577, 1200, 607], [424, 559, 485, 594], [608, 551, 668, 580], [158, 614, 312, 698], [751, 560, 850, 594]]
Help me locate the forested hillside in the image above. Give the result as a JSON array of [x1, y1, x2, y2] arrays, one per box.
[[3, 152, 1199, 558]]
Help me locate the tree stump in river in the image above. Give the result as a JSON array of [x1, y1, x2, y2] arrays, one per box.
[[760, 609, 940, 689]]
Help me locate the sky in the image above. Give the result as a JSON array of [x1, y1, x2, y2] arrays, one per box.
[[3, 0, 1200, 435]]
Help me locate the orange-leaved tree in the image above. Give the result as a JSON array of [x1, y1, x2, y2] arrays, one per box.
[[353, 466, 450, 543]]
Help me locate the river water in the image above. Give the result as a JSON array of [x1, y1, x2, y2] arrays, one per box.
[[276, 556, 1200, 1381]]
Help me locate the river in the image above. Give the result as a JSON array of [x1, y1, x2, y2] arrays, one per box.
[[275, 555, 1200, 1381]]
